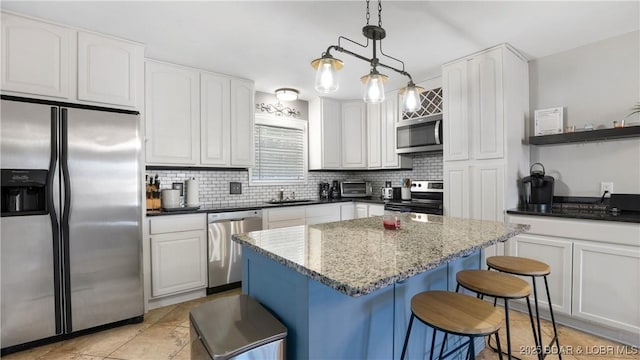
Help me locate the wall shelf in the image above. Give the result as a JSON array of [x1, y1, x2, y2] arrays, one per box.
[[529, 126, 640, 145]]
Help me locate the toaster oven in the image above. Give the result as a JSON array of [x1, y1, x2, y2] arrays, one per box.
[[340, 180, 372, 198]]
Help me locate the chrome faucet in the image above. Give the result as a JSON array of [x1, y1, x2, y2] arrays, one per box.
[[279, 187, 284, 201]]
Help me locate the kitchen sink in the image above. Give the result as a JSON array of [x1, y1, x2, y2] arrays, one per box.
[[264, 199, 315, 204]]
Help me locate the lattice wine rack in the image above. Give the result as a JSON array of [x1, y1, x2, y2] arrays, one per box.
[[402, 87, 442, 120]]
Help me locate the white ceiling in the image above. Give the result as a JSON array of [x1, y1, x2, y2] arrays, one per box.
[[2, 1, 638, 101]]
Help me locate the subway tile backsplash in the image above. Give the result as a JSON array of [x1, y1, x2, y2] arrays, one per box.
[[150, 152, 442, 208]]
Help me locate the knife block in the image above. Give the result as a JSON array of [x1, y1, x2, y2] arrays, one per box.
[[146, 184, 161, 210]]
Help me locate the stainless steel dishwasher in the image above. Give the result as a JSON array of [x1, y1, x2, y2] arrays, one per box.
[[207, 210, 262, 293]]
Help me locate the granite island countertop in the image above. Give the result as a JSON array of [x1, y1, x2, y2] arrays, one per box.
[[232, 213, 529, 297]]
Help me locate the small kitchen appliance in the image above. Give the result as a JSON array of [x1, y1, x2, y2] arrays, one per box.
[[609, 194, 640, 213], [520, 162, 555, 212], [340, 180, 372, 198], [382, 187, 393, 200], [319, 182, 330, 200], [382, 186, 402, 200], [331, 180, 341, 199], [396, 114, 443, 154], [161, 189, 181, 209]]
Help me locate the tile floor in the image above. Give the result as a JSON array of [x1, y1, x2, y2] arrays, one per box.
[[3, 288, 637, 360]]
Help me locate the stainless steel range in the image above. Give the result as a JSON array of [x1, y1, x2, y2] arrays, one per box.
[[384, 180, 443, 215]]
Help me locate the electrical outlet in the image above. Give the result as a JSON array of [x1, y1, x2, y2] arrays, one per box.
[[230, 182, 242, 195], [600, 182, 614, 197]]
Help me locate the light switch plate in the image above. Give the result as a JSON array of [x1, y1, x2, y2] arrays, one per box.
[[230, 182, 242, 194]]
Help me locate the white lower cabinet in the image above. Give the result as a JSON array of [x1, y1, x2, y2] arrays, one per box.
[[264, 206, 306, 230], [505, 234, 572, 315], [572, 241, 640, 333], [305, 203, 341, 225], [264, 203, 379, 228], [368, 204, 385, 217], [340, 203, 355, 221], [506, 214, 640, 340], [149, 214, 207, 298], [355, 203, 384, 218], [355, 204, 368, 219]]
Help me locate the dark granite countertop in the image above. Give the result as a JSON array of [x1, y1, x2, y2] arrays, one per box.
[[146, 198, 387, 216], [506, 208, 640, 223], [507, 196, 640, 223]]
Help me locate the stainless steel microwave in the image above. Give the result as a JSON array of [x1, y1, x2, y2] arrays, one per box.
[[395, 114, 443, 153]]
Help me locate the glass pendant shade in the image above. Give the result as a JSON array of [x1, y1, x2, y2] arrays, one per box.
[[361, 72, 388, 103], [312, 57, 342, 93], [400, 83, 425, 112]]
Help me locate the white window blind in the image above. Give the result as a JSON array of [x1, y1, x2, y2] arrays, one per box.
[[250, 116, 307, 184]]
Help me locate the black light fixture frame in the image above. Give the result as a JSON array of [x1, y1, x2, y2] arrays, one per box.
[[316, 0, 419, 88]]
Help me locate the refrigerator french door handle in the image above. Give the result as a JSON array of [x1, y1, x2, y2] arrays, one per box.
[[48, 107, 63, 334], [60, 107, 73, 331]]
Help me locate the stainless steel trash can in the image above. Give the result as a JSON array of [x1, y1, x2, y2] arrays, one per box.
[[189, 294, 287, 360]]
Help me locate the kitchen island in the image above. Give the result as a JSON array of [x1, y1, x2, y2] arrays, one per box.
[[232, 213, 528, 359]]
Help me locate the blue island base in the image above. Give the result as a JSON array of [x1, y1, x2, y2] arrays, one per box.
[[242, 246, 486, 360]]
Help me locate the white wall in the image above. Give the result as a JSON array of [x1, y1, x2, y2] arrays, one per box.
[[529, 31, 640, 196]]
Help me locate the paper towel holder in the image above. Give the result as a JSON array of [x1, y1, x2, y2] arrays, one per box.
[[185, 177, 200, 207]]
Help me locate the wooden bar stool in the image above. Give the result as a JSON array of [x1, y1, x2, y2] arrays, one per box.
[[487, 256, 562, 359], [456, 270, 540, 360], [400, 290, 504, 360]]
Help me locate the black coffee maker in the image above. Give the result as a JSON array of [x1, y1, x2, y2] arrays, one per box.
[[520, 163, 555, 212], [330, 180, 341, 200], [319, 182, 330, 200]]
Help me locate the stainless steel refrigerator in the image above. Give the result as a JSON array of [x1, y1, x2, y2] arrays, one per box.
[[1, 96, 143, 352]]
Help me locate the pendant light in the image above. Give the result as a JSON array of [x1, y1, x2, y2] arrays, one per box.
[[361, 69, 387, 103], [398, 81, 423, 112], [311, 0, 425, 111], [311, 56, 343, 93]]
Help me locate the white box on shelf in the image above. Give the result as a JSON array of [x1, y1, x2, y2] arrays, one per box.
[[534, 107, 564, 135]]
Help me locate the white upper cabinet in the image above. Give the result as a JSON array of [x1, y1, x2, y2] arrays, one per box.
[[1, 12, 143, 109], [382, 93, 399, 168], [1, 12, 72, 98], [443, 45, 526, 162], [469, 50, 504, 160], [77, 31, 143, 107], [341, 101, 367, 169], [200, 72, 231, 166], [308, 98, 341, 169], [230, 78, 255, 167], [366, 103, 382, 169], [382, 92, 411, 169], [442, 59, 469, 161], [442, 44, 529, 218], [145, 59, 255, 168], [145, 60, 200, 165]]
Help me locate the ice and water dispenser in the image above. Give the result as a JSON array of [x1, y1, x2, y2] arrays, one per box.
[[1, 169, 48, 216]]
